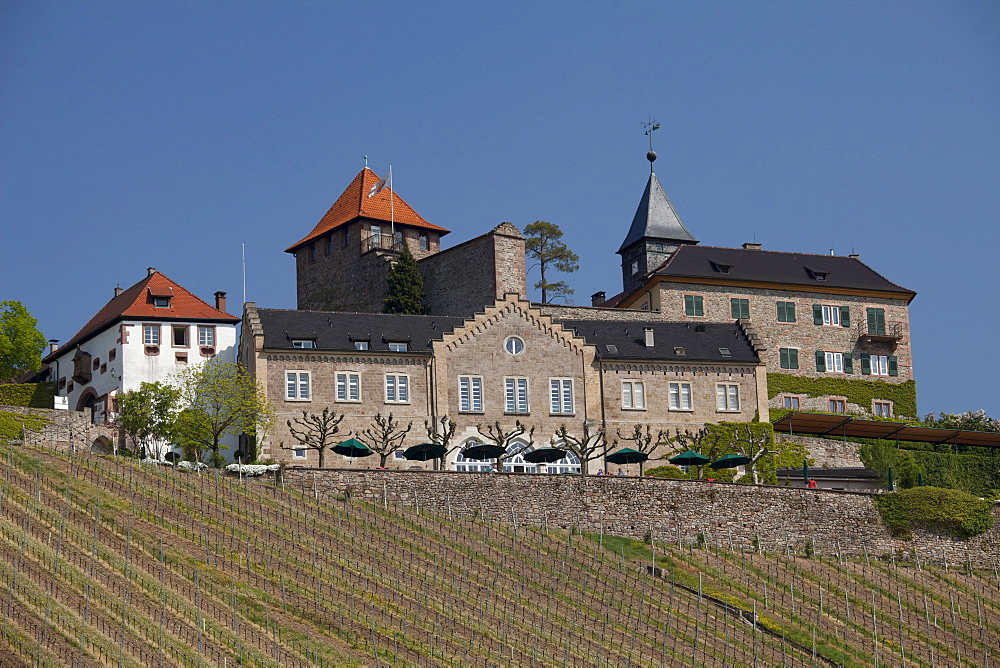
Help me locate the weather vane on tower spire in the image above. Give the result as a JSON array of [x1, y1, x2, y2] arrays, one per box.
[[641, 119, 660, 173]]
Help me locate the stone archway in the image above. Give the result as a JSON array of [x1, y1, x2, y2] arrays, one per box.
[[91, 435, 113, 455]]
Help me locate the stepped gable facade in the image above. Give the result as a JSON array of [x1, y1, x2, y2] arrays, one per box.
[[40, 268, 239, 434], [240, 294, 764, 471], [598, 156, 918, 420], [286, 167, 525, 316]]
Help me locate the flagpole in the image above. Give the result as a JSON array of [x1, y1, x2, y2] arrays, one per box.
[[241, 243, 246, 305], [389, 165, 395, 248]]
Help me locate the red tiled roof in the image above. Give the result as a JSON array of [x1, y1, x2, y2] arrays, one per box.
[[44, 271, 239, 362], [285, 167, 450, 253]]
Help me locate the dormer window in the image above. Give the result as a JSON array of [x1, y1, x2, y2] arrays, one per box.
[[354, 341, 370, 351], [291, 340, 315, 349], [153, 296, 171, 308], [711, 261, 732, 274], [388, 342, 408, 352], [805, 267, 829, 281]]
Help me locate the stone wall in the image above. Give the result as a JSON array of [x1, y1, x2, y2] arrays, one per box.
[[419, 223, 526, 316], [282, 469, 1000, 565], [778, 435, 865, 468], [3, 405, 116, 453]]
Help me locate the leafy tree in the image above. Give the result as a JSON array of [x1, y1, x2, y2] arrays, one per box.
[[283, 408, 346, 468], [711, 422, 810, 485], [383, 243, 428, 314], [173, 360, 274, 467], [923, 410, 999, 433], [0, 301, 47, 382], [357, 413, 413, 468], [424, 415, 458, 469], [662, 427, 723, 479], [477, 420, 534, 470], [524, 221, 579, 303], [114, 381, 180, 460], [554, 422, 610, 474]]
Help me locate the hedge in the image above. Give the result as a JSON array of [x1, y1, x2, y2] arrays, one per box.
[[767, 374, 917, 419], [859, 441, 1000, 496], [872, 486, 994, 540], [0, 382, 56, 409], [0, 410, 49, 440]]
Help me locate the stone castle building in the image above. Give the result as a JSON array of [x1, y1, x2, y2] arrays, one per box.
[[243, 154, 916, 469]]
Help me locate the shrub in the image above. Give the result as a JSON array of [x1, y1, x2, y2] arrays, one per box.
[[645, 465, 688, 479], [873, 486, 994, 540], [0, 382, 56, 408]]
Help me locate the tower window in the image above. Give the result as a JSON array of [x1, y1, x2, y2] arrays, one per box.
[[631, 260, 639, 275]]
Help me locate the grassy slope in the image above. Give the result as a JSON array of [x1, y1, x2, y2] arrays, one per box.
[[0, 446, 997, 666]]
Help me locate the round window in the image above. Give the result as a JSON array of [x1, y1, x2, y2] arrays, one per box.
[[504, 337, 524, 355]]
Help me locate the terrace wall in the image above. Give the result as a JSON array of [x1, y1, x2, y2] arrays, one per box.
[[282, 468, 1000, 566]]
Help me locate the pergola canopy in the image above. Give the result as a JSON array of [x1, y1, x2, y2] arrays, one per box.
[[773, 412, 1000, 448]]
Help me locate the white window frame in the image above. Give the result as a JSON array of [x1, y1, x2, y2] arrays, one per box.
[[549, 378, 574, 415], [285, 371, 311, 401], [143, 324, 160, 345], [668, 382, 693, 411], [354, 341, 369, 351], [622, 380, 646, 410], [825, 352, 844, 373], [504, 377, 529, 414], [504, 337, 524, 355], [384, 374, 410, 404], [336, 372, 361, 402], [870, 354, 889, 376], [388, 342, 408, 352], [822, 304, 841, 327], [292, 340, 316, 349], [293, 448, 307, 459], [716, 384, 740, 412], [198, 326, 215, 346], [458, 376, 483, 412]]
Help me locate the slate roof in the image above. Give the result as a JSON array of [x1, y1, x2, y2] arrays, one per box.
[[257, 309, 467, 352], [617, 172, 698, 254], [557, 320, 759, 363], [44, 271, 239, 362], [285, 168, 450, 253], [652, 245, 916, 297]]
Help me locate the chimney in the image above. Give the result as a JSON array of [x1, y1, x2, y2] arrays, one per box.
[[590, 291, 606, 307], [214, 291, 228, 313], [48, 339, 59, 355], [742, 242, 762, 250], [849, 253, 860, 260], [643, 327, 654, 348], [113, 285, 123, 297], [147, 267, 157, 277]]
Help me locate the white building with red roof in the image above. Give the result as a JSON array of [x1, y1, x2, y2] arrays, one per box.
[[41, 268, 239, 435]]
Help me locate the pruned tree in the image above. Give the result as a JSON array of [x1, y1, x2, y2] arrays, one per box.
[[173, 360, 274, 467], [477, 420, 534, 470], [357, 413, 413, 468], [554, 422, 610, 475], [662, 427, 722, 479], [283, 408, 346, 468], [113, 381, 180, 460], [615, 424, 669, 475], [383, 243, 428, 314], [524, 221, 579, 303], [732, 423, 787, 484], [424, 415, 458, 469], [0, 301, 47, 383]]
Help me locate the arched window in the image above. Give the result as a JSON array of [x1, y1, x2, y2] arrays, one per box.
[[501, 441, 537, 474], [453, 439, 493, 472], [546, 448, 581, 474]]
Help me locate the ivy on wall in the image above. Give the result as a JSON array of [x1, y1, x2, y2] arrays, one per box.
[[872, 486, 994, 540], [0, 382, 56, 409], [0, 410, 49, 440], [860, 441, 1000, 497], [767, 374, 917, 419]]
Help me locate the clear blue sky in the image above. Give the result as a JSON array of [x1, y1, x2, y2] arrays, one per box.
[[2, 1, 998, 418]]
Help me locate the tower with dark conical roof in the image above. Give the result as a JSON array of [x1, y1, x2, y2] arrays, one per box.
[[617, 151, 698, 295]]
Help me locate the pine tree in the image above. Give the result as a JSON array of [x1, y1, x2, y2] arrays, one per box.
[[524, 221, 579, 303], [383, 243, 428, 314]]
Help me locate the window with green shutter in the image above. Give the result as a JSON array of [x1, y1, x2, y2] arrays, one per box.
[[684, 295, 704, 317], [815, 350, 826, 372], [888, 356, 899, 377], [840, 306, 851, 328], [813, 304, 824, 325], [866, 308, 886, 335], [779, 348, 799, 369], [730, 298, 750, 319], [861, 356, 871, 375], [843, 352, 853, 373], [777, 301, 796, 322]]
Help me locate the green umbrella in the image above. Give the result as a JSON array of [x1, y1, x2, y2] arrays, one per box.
[[402, 442, 447, 461], [606, 448, 649, 465], [333, 438, 373, 458], [803, 459, 809, 484], [524, 447, 568, 464], [709, 454, 752, 470], [668, 449, 711, 467], [460, 443, 506, 460]]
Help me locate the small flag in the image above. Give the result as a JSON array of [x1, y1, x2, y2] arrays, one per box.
[[368, 168, 391, 198]]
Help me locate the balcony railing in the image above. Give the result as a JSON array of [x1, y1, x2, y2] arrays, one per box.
[[856, 320, 905, 343], [361, 234, 404, 254]]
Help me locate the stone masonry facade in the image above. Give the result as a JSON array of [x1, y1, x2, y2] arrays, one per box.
[[3, 405, 116, 453], [284, 468, 1000, 566]]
